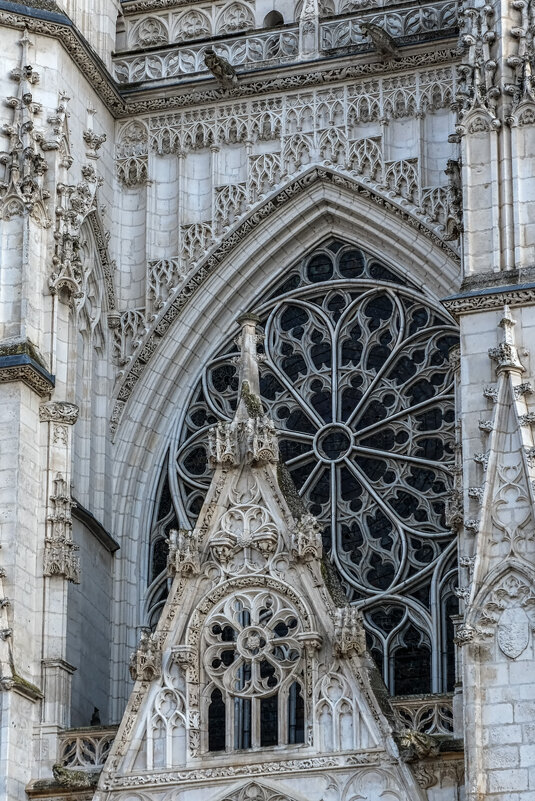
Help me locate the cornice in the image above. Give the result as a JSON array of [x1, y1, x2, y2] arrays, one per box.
[[110, 166, 460, 435], [0, 352, 55, 396], [442, 282, 535, 316], [0, 3, 458, 118], [0, 2, 125, 115]]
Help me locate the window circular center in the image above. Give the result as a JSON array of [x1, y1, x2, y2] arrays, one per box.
[[315, 425, 353, 461]]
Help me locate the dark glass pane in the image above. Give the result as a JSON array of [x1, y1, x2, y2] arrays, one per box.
[[392, 626, 431, 695], [306, 253, 333, 282], [288, 682, 305, 744], [260, 694, 279, 746], [208, 689, 226, 751], [157, 474, 172, 520], [150, 538, 169, 582], [234, 698, 252, 749], [445, 594, 459, 692]]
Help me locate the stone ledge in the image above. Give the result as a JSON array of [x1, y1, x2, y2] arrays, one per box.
[[72, 501, 120, 554], [443, 281, 535, 316], [0, 342, 55, 397]]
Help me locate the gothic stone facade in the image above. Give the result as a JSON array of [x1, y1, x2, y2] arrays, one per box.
[[0, 0, 534, 800]]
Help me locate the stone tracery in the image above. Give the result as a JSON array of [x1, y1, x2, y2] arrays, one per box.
[[149, 238, 459, 695]]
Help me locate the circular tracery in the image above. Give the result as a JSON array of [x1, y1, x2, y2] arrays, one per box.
[[150, 238, 460, 694], [203, 592, 302, 698]]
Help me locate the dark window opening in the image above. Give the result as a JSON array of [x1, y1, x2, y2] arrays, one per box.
[[234, 698, 252, 749], [263, 10, 284, 26], [260, 694, 279, 747], [208, 689, 226, 751], [392, 625, 431, 695], [288, 682, 305, 744]]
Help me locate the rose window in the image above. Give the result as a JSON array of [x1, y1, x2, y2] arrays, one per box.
[[149, 239, 460, 697], [204, 592, 302, 698], [203, 591, 305, 750]]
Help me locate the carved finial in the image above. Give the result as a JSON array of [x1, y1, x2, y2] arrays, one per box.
[[209, 315, 278, 465], [488, 305, 525, 372]]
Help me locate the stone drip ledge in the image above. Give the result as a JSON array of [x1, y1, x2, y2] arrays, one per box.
[[0, 338, 54, 396]]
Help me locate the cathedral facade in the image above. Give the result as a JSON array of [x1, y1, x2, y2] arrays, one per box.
[[0, 0, 534, 800]]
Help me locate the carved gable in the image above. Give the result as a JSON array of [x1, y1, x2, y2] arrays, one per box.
[[96, 317, 421, 801]]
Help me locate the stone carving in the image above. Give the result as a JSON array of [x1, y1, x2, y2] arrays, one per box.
[[116, 121, 148, 187], [0, 33, 50, 226], [216, 2, 255, 34], [478, 572, 535, 658], [49, 164, 102, 304], [397, 729, 440, 761], [209, 417, 279, 466], [333, 607, 366, 657], [360, 21, 398, 59], [291, 514, 323, 562], [131, 16, 168, 47], [112, 308, 149, 365], [58, 728, 116, 769], [204, 47, 238, 88], [147, 257, 184, 311], [443, 158, 463, 239], [209, 478, 279, 573], [173, 10, 211, 41], [167, 528, 200, 576], [505, 0, 535, 115], [215, 182, 247, 230], [44, 473, 80, 584], [316, 670, 372, 751], [456, 1, 499, 123], [41, 91, 73, 170], [82, 129, 106, 161], [129, 629, 162, 681], [219, 781, 300, 801], [39, 401, 79, 425]]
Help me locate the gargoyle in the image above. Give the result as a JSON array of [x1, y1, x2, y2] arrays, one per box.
[[360, 22, 398, 60], [396, 729, 440, 762], [204, 47, 238, 89]]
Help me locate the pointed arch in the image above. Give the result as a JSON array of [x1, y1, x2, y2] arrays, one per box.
[[107, 169, 460, 714]]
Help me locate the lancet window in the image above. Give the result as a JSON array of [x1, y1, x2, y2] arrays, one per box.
[[149, 238, 459, 695]]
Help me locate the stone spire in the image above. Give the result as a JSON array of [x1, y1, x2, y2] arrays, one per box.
[[208, 315, 278, 465], [234, 313, 263, 419]]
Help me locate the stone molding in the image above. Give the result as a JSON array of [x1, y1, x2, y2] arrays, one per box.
[[443, 283, 535, 316], [101, 751, 384, 789], [0, 353, 55, 396], [110, 166, 460, 434]]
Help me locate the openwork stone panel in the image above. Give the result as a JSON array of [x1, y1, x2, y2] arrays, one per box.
[[150, 238, 459, 694]]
